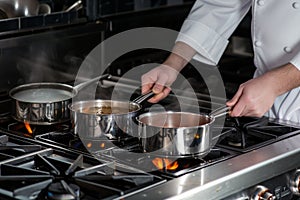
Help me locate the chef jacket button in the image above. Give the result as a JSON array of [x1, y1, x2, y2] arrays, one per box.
[[254, 41, 262, 47], [284, 46, 292, 53], [257, 0, 265, 6], [293, 2, 300, 9]]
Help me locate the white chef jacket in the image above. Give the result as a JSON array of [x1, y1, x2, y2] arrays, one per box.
[[176, 0, 300, 123]]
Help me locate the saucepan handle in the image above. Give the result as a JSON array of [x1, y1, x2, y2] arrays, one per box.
[[133, 91, 155, 104], [210, 105, 231, 118], [73, 74, 110, 91]]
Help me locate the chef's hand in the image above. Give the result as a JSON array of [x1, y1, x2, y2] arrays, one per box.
[[226, 63, 300, 117], [226, 75, 276, 117], [141, 42, 197, 103], [141, 64, 178, 103]]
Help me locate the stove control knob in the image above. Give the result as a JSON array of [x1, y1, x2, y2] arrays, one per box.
[[251, 185, 276, 200], [290, 170, 300, 195]]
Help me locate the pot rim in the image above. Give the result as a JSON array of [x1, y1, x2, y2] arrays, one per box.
[[137, 111, 215, 129], [68, 99, 142, 116], [9, 82, 75, 103]]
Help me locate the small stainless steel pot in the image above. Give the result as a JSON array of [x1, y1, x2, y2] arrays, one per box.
[[137, 107, 230, 158], [68, 92, 154, 139]]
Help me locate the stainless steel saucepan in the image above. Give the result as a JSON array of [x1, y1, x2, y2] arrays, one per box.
[[9, 74, 109, 125], [137, 106, 230, 158], [68, 92, 155, 139]]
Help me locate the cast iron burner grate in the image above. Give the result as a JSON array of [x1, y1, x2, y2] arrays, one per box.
[[7, 121, 71, 138], [35, 131, 141, 154], [35, 132, 88, 152], [216, 117, 300, 152], [0, 115, 71, 139], [0, 135, 42, 162], [0, 149, 164, 200], [97, 146, 237, 178]]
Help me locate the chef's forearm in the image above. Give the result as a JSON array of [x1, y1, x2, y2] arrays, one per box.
[[163, 42, 197, 71], [265, 63, 300, 96]]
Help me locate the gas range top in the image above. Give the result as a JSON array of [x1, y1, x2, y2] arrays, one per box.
[[0, 107, 299, 199], [0, 134, 165, 200], [216, 116, 300, 152]]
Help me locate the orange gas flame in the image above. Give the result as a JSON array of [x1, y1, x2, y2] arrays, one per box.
[[100, 142, 105, 148], [86, 142, 92, 148], [152, 158, 179, 170], [24, 122, 33, 134]]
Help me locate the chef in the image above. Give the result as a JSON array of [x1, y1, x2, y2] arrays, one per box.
[[141, 0, 300, 123]]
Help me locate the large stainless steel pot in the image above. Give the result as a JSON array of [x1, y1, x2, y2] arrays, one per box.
[[137, 107, 229, 158], [68, 92, 154, 140], [9, 74, 108, 125]]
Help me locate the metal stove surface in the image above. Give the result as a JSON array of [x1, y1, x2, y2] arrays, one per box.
[[33, 116, 300, 199], [27, 115, 300, 177], [34, 131, 237, 178], [126, 132, 300, 200], [0, 85, 300, 199], [0, 134, 165, 200]]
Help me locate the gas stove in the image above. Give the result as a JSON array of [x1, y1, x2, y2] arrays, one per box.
[[0, 100, 299, 199], [0, 76, 298, 200]]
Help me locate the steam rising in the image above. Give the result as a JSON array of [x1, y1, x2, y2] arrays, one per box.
[[16, 34, 83, 84]]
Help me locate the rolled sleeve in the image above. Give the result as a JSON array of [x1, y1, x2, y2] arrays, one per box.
[[290, 52, 300, 71]]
